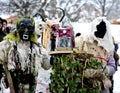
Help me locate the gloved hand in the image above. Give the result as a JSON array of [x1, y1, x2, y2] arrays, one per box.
[[102, 78, 112, 88], [83, 68, 105, 79], [83, 68, 112, 89]]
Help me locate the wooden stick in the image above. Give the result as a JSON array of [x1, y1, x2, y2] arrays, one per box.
[[2, 61, 16, 93]]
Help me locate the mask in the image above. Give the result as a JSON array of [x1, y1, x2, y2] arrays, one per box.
[[17, 18, 35, 41]]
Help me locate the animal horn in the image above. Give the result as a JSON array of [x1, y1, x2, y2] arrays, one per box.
[[57, 7, 65, 22], [33, 13, 45, 22]]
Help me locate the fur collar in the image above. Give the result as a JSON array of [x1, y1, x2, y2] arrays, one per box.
[[4, 30, 37, 43]]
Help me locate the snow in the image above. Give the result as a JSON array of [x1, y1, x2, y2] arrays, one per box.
[[110, 24, 120, 43], [113, 66, 120, 93], [72, 22, 91, 35], [0, 14, 10, 19]]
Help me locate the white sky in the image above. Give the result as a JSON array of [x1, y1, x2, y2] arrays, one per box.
[[0, 0, 9, 4], [0, 0, 8, 2], [113, 67, 120, 93], [0, 14, 10, 19]]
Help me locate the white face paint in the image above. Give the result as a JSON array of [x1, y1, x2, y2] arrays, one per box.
[[23, 33, 29, 40]]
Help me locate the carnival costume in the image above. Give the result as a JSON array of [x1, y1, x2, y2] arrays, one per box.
[[0, 17, 51, 93], [75, 17, 116, 93]]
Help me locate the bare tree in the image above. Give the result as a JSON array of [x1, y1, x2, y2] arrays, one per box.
[[8, 0, 41, 17], [5, 0, 87, 22], [57, 0, 87, 22], [0, 0, 120, 22], [107, 0, 120, 19], [89, 0, 116, 17]]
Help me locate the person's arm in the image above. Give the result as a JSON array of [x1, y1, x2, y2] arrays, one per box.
[[104, 52, 116, 76], [39, 46, 51, 70], [36, 46, 51, 70], [0, 40, 9, 62]]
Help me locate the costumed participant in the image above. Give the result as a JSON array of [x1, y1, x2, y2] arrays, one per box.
[[0, 17, 51, 93], [35, 18, 62, 52], [75, 17, 116, 93], [35, 19, 51, 49], [35, 19, 53, 93], [34, 7, 65, 52]]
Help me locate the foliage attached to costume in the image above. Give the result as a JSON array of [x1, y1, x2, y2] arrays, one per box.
[[49, 52, 108, 93]]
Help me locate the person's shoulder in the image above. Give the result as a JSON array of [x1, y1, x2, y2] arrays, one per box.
[[0, 39, 11, 46]]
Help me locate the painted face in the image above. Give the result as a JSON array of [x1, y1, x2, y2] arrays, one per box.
[[17, 18, 34, 41]]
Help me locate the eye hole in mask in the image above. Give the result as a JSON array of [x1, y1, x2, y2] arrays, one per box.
[[94, 20, 106, 38], [27, 26, 33, 31], [20, 23, 26, 29]]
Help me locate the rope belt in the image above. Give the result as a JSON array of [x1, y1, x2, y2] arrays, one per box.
[[93, 56, 108, 63]]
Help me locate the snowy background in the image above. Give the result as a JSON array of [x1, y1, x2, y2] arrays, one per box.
[[1, 0, 120, 93], [113, 66, 120, 93]]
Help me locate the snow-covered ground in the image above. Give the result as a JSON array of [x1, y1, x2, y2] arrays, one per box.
[[113, 66, 120, 93], [0, 68, 120, 93]]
